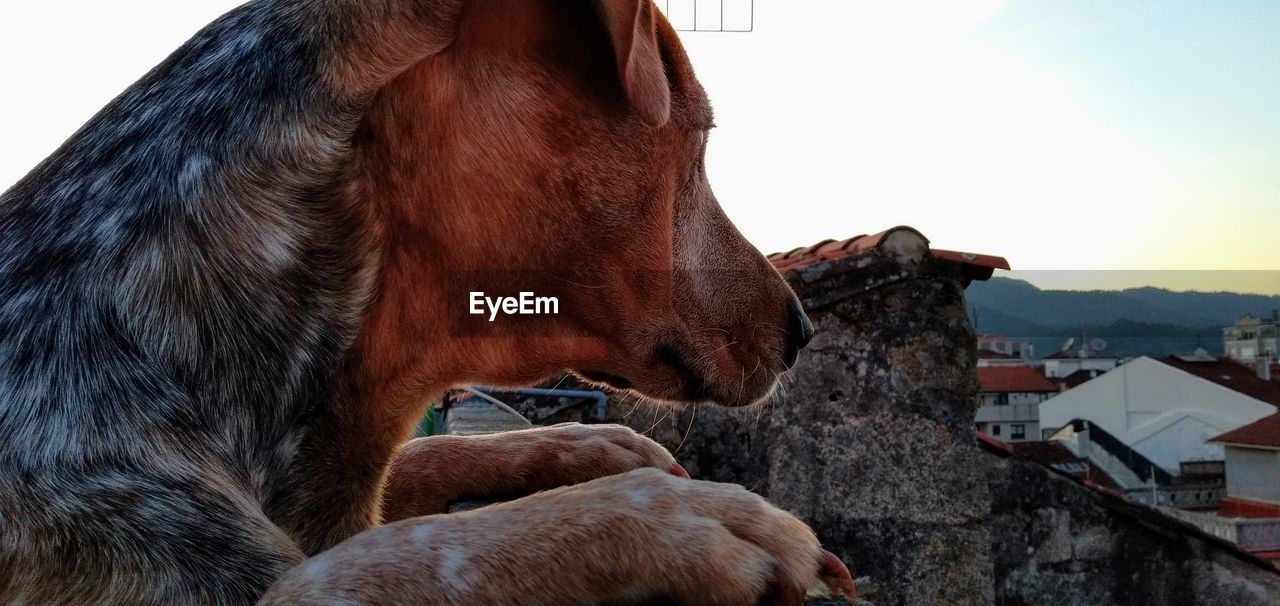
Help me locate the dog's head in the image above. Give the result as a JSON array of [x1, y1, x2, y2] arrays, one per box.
[[358, 0, 811, 407]]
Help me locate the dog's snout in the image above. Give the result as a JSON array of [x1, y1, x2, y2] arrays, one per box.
[[782, 297, 814, 369]]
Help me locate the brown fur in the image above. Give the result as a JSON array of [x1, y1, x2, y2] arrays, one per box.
[[1, 0, 849, 603], [278, 0, 803, 556]]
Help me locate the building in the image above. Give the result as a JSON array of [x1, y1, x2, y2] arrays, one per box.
[[1047, 419, 1227, 509], [1041, 345, 1120, 379], [1040, 356, 1280, 475], [975, 366, 1058, 442], [977, 334, 1033, 360], [976, 348, 1026, 368], [1159, 414, 1280, 562], [1224, 312, 1280, 366], [1211, 413, 1280, 517], [1053, 368, 1107, 391]]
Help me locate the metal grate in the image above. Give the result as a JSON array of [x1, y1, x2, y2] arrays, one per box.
[[656, 0, 754, 32]]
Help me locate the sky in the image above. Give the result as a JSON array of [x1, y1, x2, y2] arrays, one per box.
[[1, 1, 1277, 293]]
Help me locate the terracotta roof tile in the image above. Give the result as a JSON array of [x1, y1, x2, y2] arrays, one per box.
[[1084, 463, 1123, 491], [930, 249, 1011, 269], [1009, 441, 1124, 490], [767, 226, 1010, 274], [1210, 413, 1280, 449], [977, 366, 1059, 393], [805, 239, 837, 254], [975, 430, 1013, 454], [1160, 356, 1280, 408]]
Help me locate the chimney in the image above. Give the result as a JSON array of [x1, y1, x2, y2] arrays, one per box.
[[1260, 355, 1272, 382]]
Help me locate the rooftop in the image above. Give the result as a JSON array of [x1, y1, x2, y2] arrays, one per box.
[[767, 226, 1009, 278], [1210, 413, 1280, 449], [977, 366, 1059, 393], [1056, 368, 1106, 389], [978, 349, 1020, 360], [1010, 440, 1122, 491], [1160, 356, 1280, 408], [1043, 348, 1120, 361]]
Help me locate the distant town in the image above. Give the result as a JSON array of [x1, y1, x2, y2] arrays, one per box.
[[974, 308, 1280, 564]]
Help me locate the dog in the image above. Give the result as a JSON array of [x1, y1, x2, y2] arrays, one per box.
[[0, 0, 854, 603]]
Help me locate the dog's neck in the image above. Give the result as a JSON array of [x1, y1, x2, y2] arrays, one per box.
[[266, 0, 626, 552]]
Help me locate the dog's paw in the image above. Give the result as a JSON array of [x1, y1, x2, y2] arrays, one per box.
[[511, 422, 689, 481], [383, 423, 684, 520], [269, 468, 854, 606], [553, 468, 856, 605]]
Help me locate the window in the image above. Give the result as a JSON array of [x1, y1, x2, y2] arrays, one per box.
[[991, 424, 1001, 436], [1011, 424, 1026, 440], [994, 393, 1009, 406]]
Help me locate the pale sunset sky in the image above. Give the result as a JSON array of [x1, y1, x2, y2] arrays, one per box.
[[1, 1, 1277, 293]]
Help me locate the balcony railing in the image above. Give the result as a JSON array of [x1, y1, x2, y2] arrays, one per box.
[[975, 402, 1038, 423]]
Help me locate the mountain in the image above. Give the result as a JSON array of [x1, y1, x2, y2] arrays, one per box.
[[1119, 287, 1280, 325], [965, 278, 1280, 359]]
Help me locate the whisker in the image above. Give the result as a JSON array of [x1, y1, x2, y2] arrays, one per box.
[[734, 356, 753, 405], [546, 373, 571, 392], [645, 402, 673, 435], [705, 339, 738, 356], [674, 402, 699, 455], [694, 327, 733, 336], [752, 396, 768, 429], [621, 392, 644, 420]]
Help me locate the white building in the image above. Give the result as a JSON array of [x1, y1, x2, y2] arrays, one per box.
[[1224, 312, 1279, 366], [975, 366, 1058, 442], [977, 335, 1032, 359], [1210, 412, 1280, 517], [1042, 347, 1120, 379], [1164, 414, 1280, 561], [976, 349, 1026, 368], [1041, 356, 1280, 474]]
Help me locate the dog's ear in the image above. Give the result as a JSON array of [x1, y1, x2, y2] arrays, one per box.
[[597, 0, 672, 127]]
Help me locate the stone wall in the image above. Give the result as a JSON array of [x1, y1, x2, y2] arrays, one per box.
[[988, 455, 1277, 606], [593, 247, 1280, 606]]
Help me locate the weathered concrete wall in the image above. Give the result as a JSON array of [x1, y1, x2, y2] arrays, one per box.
[[606, 250, 991, 605], [988, 455, 1278, 606], [593, 248, 1280, 606]]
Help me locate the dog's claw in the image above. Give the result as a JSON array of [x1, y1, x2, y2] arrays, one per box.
[[761, 562, 804, 606], [817, 549, 856, 601], [670, 463, 690, 478]]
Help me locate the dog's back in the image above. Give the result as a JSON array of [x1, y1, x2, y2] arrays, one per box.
[[0, 2, 377, 601]]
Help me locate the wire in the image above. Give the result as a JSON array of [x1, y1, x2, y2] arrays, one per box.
[[462, 387, 534, 426]]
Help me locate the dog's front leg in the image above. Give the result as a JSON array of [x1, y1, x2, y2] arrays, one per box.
[[381, 423, 687, 522], [261, 469, 856, 606]]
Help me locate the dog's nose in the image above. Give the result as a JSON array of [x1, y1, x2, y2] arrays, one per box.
[[782, 297, 814, 369]]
